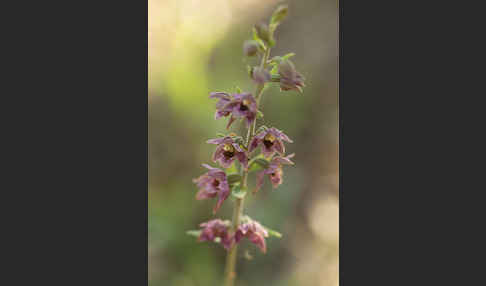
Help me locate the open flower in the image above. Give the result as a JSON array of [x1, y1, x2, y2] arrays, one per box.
[[235, 220, 269, 253], [249, 127, 293, 157], [278, 60, 305, 93], [207, 136, 248, 169], [209, 92, 257, 129], [255, 154, 295, 193], [193, 164, 230, 214], [198, 219, 234, 250]]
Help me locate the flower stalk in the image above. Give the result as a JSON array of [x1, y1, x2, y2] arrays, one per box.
[[223, 46, 271, 286], [187, 4, 305, 286]]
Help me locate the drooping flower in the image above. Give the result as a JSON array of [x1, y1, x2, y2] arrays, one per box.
[[207, 136, 248, 169], [255, 154, 295, 193], [278, 59, 305, 93], [249, 127, 293, 157], [193, 164, 230, 214], [198, 219, 234, 250], [209, 92, 232, 119], [209, 92, 258, 129], [234, 220, 269, 253]]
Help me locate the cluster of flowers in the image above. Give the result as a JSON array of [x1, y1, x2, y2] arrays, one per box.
[[189, 4, 305, 255], [198, 218, 269, 253], [192, 103, 295, 251]]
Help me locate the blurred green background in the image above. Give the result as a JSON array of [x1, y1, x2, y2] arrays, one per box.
[[148, 0, 338, 285]]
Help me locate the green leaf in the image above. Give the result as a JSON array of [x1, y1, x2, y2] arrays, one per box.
[[248, 157, 270, 172], [227, 174, 242, 185], [186, 230, 201, 237], [257, 110, 264, 119], [269, 56, 282, 64], [282, 52, 296, 60], [270, 4, 288, 27], [270, 64, 278, 75], [235, 86, 242, 94], [216, 132, 226, 137], [232, 185, 247, 199], [264, 227, 282, 238], [256, 125, 269, 134], [247, 65, 253, 77], [271, 74, 281, 82]]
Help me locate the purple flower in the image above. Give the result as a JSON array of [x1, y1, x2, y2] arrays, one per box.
[[193, 164, 230, 214], [278, 60, 305, 93], [249, 127, 293, 157], [235, 220, 269, 253], [207, 136, 248, 169], [209, 92, 258, 129], [255, 154, 295, 193], [198, 219, 234, 250]]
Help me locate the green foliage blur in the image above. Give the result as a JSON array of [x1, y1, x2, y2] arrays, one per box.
[[149, 1, 338, 285]]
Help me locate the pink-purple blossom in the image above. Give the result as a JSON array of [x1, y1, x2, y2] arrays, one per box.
[[207, 136, 248, 169], [249, 127, 293, 157], [198, 219, 234, 250], [234, 220, 269, 253], [255, 154, 295, 193], [209, 92, 258, 129], [193, 164, 231, 214]]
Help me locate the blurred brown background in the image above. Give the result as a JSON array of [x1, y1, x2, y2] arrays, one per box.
[[148, 0, 338, 285]]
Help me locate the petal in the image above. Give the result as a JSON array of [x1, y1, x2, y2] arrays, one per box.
[[196, 188, 217, 200], [209, 92, 231, 100], [218, 155, 234, 168], [255, 130, 266, 139], [226, 115, 236, 129], [202, 163, 218, 170], [255, 171, 265, 193], [214, 186, 230, 214], [273, 128, 293, 143], [245, 113, 256, 128], [248, 137, 260, 152], [248, 233, 267, 253], [232, 143, 244, 152], [212, 146, 224, 162], [273, 139, 285, 155], [261, 143, 275, 158], [270, 169, 282, 188], [207, 137, 225, 145], [273, 154, 295, 165], [236, 152, 248, 169]]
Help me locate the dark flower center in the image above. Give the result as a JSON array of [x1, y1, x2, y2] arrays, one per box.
[[239, 99, 251, 111], [223, 151, 235, 158], [271, 173, 276, 176], [263, 133, 276, 148], [212, 179, 220, 187], [263, 140, 274, 148], [223, 144, 235, 158]]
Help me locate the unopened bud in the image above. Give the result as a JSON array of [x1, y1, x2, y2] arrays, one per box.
[[252, 67, 271, 85], [255, 22, 271, 44], [271, 4, 288, 26], [243, 40, 258, 57]]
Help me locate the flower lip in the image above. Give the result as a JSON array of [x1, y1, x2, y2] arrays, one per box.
[[223, 144, 234, 152]]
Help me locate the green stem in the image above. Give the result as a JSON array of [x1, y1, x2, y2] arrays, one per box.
[[223, 48, 271, 286]]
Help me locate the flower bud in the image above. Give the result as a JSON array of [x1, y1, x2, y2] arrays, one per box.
[[271, 4, 288, 26], [243, 40, 258, 57], [252, 67, 271, 85], [255, 22, 271, 45], [278, 60, 305, 93]]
